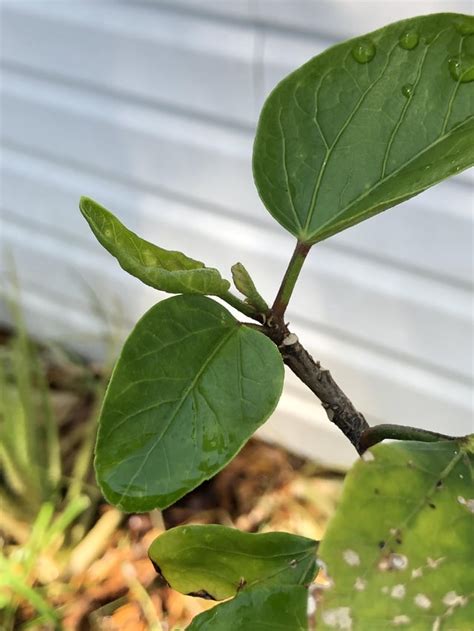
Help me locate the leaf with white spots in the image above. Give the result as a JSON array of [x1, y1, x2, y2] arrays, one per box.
[[316, 437, 474, 630]]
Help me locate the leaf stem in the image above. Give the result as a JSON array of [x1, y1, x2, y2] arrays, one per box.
[[359, 424, 457, 453], [221, 291, 262, 321], [272, 241, 311, 322]]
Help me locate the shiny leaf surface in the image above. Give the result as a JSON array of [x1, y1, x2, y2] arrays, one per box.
[[188, 586, 308, 630], [316, 437, 474, 630], [148, 525, 317, 600], [80, 197, 230, 295], [253, 13, 474, 244], [95, 295, 284, 511]]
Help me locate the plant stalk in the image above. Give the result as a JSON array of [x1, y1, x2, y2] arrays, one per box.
[[272, 241, 311, 322], [249, 321, 462, 454], [359, 424, 457, 453], [221, 290, 262, 321]]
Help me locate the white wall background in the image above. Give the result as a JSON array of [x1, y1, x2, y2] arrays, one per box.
[[1, 0, 473, 468]]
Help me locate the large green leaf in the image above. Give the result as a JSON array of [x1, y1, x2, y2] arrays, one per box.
[[148, 525, 317, 600], [95, 295, 284, 511], [253, 13, 474, 244], [316, 438, 474, 630], [187, 586, 308, 630], [80, 197, 230, 295]]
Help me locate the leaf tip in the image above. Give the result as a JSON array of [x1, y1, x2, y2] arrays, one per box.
[[79, 195, 95, 218]]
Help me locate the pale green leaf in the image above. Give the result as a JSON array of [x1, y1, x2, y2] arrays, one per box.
[[253, 13, 474, 244], [148, 524, 317, 600], [95, 295, 284, 512], [80, 197, 230, 295], [316, 437, 474, 630], [231, 263, 269, 314]]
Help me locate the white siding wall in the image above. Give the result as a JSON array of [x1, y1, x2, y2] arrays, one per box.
[[1, 0, 473, 468]]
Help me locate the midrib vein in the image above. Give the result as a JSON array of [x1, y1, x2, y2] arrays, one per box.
[[117, 325, 238, 504], [302, 41, 400, 234], [312, 115, 472, 240]]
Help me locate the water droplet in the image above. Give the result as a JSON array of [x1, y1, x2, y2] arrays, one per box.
[[448, 54, 474, 83], [454, 16, 474, 36], [351, 39, 376, 64], [401, 83, 414, 98], [399, 30, 419, 50]]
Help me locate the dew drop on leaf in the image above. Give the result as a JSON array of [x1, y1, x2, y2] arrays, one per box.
[[448, 54, 474, 83], [351, 39, 376, 64], [399, 30, 419, 50], [401, 83, 414, 98]]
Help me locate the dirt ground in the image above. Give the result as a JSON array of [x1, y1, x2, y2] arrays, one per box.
[[62, 442, 341, 630], [0, 325, 343, 630]]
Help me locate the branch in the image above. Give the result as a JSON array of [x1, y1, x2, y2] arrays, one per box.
[[255, 321, 370, 454], [243, 243, 462, 454], [358, 424, 457, 453], [280, 336, 370, 453], [251, 323, 463, 454]]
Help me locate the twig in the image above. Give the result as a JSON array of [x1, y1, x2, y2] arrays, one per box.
[[241, 242, 462, 454], [246, 320, 463, 453], [274, 330, 369, 453], [358, 424, 457, 453]]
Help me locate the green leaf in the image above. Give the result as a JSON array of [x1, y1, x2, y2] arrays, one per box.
[[95, 295, 284, 511], [187, 586, 308, 630], [253, 13, 474, 244], [79, 197, 230, 295], [316, 437, 474, 630], [231, 263, 269, 314], [148, 524, 317, 600]]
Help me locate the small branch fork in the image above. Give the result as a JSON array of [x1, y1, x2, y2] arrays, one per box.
[[239, 239, 463, 454]]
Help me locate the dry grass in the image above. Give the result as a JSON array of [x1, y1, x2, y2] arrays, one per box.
[[0, 326, 343, 629]]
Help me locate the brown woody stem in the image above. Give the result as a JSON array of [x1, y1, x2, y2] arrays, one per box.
[[250, 322, 461, 454], [241, 241, 461, 455]]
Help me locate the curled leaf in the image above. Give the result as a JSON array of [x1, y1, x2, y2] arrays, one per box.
[[80, 197, 230, 295], [231, 263, 269, 313]]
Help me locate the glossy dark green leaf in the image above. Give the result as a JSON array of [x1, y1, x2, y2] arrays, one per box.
[[148, 525, 317, 600], [188, 586, 308, 630], [80, 197, 230, 295], [95, 295, 284, 511], [253, 13, 474, 244], [316, 437, 474, 630]]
